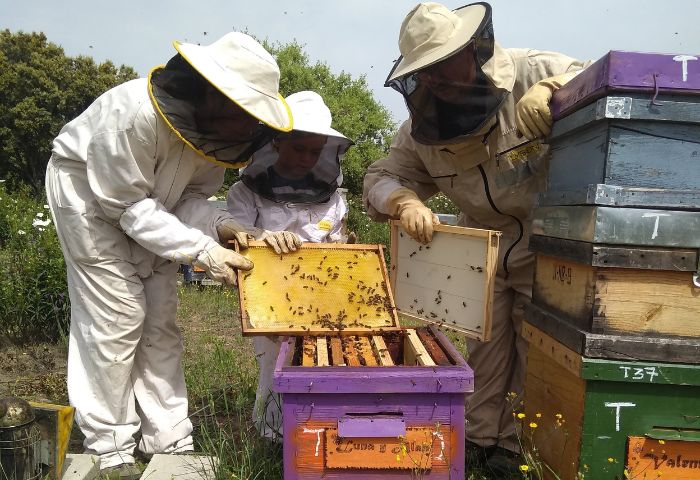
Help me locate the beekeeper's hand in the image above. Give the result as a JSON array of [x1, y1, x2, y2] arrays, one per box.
[[193, 244, 253, 286], [386, 187, 439, 244], [515, 71, 580, 140], [216, 218, 253, 249], [260, 230, 302, 254]]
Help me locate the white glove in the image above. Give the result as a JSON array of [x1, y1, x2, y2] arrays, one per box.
[[193, 244, 253, 286], [216, 218, 253, 249], [260, 230, 302, 254]]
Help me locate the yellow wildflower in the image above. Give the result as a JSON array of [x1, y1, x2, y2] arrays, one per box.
[[608, 457, 615, 463], [517, 413, 526, 419], [520, 465, 530, 472], [555, 413, 563, 419], [658, 440, 665, 445], [529, 422, 538, 428], [535, 413, 542, 418]]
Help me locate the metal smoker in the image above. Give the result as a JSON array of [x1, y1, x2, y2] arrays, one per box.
[[0, 397, 41, 480]]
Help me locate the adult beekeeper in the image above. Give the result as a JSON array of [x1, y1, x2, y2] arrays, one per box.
[[362, 2, 588, 476], [227, 90, 353, 440], [45, 32, 297, 479]]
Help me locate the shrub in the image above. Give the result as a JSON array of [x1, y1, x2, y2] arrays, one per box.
[[0, 183, 69, 343]]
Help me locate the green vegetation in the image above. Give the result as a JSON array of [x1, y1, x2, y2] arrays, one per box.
[[0, 30, 137, 197], [0, 183, 69, 343]]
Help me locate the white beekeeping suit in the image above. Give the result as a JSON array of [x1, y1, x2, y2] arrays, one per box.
[[227, 91, 353, 440], [45, 32, 293, 477]]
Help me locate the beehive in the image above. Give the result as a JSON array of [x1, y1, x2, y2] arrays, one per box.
[[522, 322, 700, 480], [235, 235, 495, 478], [275, 327, 472, 479]]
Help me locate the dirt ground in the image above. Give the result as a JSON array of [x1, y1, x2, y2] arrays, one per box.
[[0, 282, 240, 455]]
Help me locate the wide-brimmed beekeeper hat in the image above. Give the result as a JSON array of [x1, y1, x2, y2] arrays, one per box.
[[174, 32, 292, 132], [386, 2, 491, 82], [285, 91, 349, 141]]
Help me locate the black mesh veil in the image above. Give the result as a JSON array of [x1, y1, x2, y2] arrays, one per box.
[[386, 3, 508, 145], [149, 54, 278, 167], [240, 131, 351, 204]]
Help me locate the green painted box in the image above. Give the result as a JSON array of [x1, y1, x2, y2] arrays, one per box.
[[522, 322, 700, 480]]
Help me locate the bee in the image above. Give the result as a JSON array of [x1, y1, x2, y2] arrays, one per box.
[[462, 301, 467, 307], [270, 306, 274, 312], [426, 246, 431, 250], [244, 273, 252, 279], [406, 272, 410, 278], [447, 275, 451, 280], [298, 256, 303, 260], [284, 275, 288, 280], [262, 281, 267, 285], [289, 324, 295, 328]]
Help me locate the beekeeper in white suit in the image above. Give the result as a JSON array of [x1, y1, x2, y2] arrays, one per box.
[[45, 32, 300, 479], [227, 91, 353, 439]]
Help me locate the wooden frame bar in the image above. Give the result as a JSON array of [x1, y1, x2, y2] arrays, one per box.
[[371, 336, 394, 366]]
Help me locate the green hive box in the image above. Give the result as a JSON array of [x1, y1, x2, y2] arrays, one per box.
[[522, 322, 700, 480]]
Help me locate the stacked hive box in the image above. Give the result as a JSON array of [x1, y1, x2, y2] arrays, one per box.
[[523, 51, 700, 479]]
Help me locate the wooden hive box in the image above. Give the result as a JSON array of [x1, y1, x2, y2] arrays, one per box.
[[527, 235, 700, 363], [540, 50, 700, 210], [275, 327, 472, 479], [522, 322, 700, 480], [236, 226, 498, 479]]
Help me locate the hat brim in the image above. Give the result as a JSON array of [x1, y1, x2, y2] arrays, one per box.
[[174, 41, 293, 132], [386, 3, 488, 84]]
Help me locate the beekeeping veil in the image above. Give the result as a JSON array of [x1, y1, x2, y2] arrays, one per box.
[[386, 2, 513, 145], [148, 32, 293, 168], [241, 91, 353, 203]]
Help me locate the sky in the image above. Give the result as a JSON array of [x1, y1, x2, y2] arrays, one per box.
[[3, 1, 699, 124]]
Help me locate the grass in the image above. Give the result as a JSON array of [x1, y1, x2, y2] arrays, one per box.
[[1, 281, 527, 479]]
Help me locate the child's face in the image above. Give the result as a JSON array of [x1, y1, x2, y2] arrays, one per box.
[[274, 135, 328, 179]]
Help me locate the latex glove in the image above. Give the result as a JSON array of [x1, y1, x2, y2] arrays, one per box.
[[386, 187, 440, 244], [515, 71, 580, 140], [193, 244, 253, 286], [216, 218, 253, 249], [260, 230, 302, 254]]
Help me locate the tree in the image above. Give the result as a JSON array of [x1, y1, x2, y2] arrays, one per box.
[[0, 30, 138, 197], [224, 41, 396, 198]]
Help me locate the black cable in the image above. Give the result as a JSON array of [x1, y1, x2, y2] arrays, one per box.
[[476, 163, 524, 280]]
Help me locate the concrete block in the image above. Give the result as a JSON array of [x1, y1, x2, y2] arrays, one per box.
[[140, 454, 218, 480], [62, 454, 100, 480]]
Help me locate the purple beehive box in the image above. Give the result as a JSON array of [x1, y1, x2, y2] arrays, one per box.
[[273, 328, 473, 479], [551, 50, 700, 120]]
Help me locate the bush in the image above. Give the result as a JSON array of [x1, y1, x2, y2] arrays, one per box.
[[0, 183, 69, 343]]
